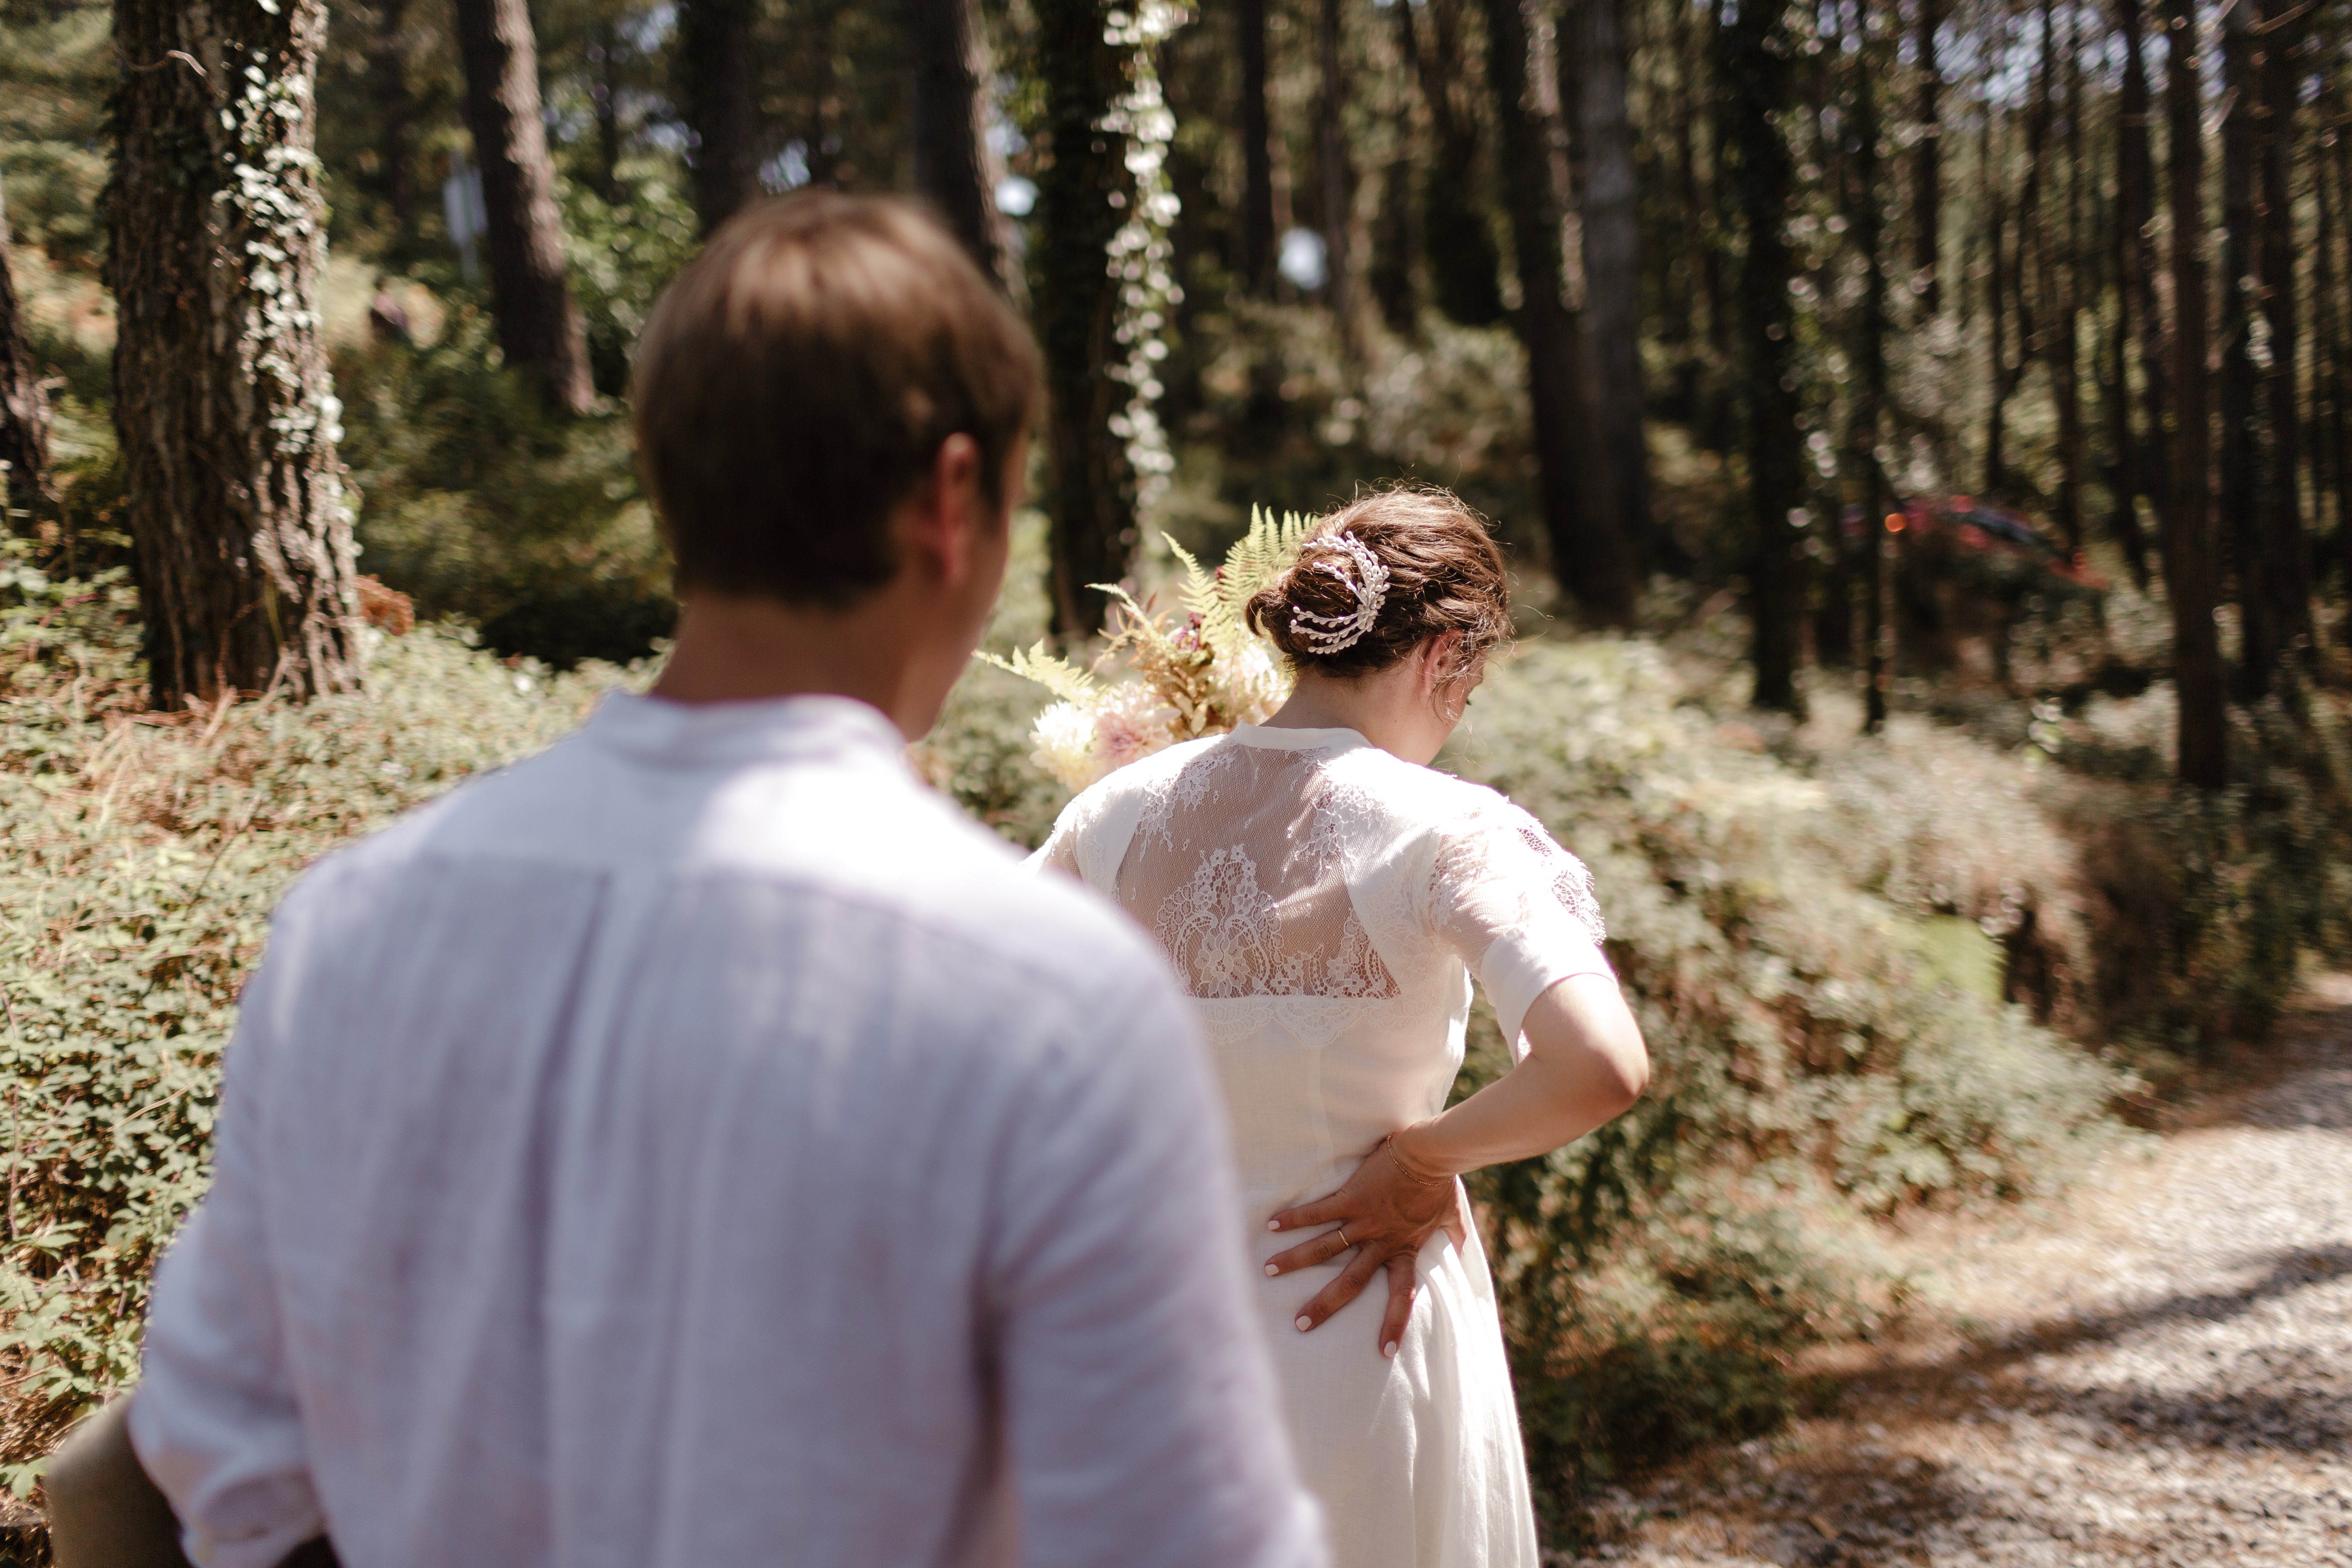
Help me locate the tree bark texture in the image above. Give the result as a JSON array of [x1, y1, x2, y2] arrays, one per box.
[[2218, 0, 2263, 684], [1316, 0, 1357, 347], [1717, 0, 1805, 711], [452, 0, 595, 414], [1483, 0, 1632, 624], [2253, 1, 2312, 675], [1407, 0, 1506, 326], [372, 0, 416, 245], [1237, 0, 1277, 294], [1031, 0, 1135, 637], [2164, 0, 2227, 788], [1574, 0, 1653, 573], [1847, 11, 1891, 713], [107, 0, 363, 707], [907, 0, 1018, 291], [677, 0, 764, 235], [2052, 2, 2084, 551], [2115, 0, 2164, 582], [1910, 0, 1942, 312], [0, 177, 53, 520]]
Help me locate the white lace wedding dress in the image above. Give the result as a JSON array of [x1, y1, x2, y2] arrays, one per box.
[[1031, 724, 1614, 1568]]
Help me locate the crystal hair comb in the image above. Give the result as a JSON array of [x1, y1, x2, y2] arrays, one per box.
[[1288, 532, 1391, 655]]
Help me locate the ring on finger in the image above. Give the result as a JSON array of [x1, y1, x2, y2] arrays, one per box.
[[1334, 1225, 1352, 1250]]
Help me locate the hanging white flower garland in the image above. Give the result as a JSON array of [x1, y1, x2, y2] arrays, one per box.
[[1099, 3, 1188, 519]]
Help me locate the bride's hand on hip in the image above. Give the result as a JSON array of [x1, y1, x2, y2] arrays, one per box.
[[1263, 1128, 1465, 1357]]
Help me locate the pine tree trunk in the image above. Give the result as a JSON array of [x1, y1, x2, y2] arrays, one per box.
[[2218, 0, 2265, 686], [1032, 0, 1135, 637], [1405, 0, 1506, 326], [1717, 0, 1805, 709], [0, 176, 52, 520], [2253, 1, 2311, 674], [372, 0, 415, 245], [1316, 0, 1357, 348], [452, 0, 595, 414], [1910, 0, 1942, 313], [2319, 95, 2350, 616], [1983, 108, 2008, 495], [2121, 0, 2171, 575], [678, 0, 764, 235], [107, 0, 362, 708], [1575, 0, 1653, 573], [907, 0, 1017, 290], [2164, 0, 2227, 788], [1848, 5, 1890, 707], [2108, 0, 2158, 584], [1483, 0, 1632, 624], [2052, 1, 2085, 552], [1237, 0, 1277, 295]]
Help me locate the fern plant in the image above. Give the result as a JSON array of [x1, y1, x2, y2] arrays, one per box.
[[985, 506, 1312, 790]]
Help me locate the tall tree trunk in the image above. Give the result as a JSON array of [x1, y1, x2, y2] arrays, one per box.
[[1032, 0, 1135, 637], [1575, 0, 1653, 573], [452, 0, 595, 414], [1316, 0, 1358, 347], [592, 19, 624, 200], [2122, 0, 2171, 577], [1237, 0, 1277, 295], [2253, 0, 2311, 677], [907, 0, 1018, 291], [2319, 90, 2350, 611], [1983, 108, 2008, 494], [1849, 3, 1890, 713], [2218, 0, 2265, 686], [108, 0, 362, 708], [677, 0, 764, 235], [0, 177, 53, 521], [1667, 0, 1706, 414], [2164, 0, 2226, 788], [1717, 0, 1805, 710], [373, 0, 416, 244], [1911, 0, 1943, 313], [2108, 0, 2157, 584], [1483, 0, 1633, 624], [1404, 0, 1506, 326], [2052, 0, 2085, 552]]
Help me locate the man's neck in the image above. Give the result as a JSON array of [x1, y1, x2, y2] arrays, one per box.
[[652, 593, 927, 735]]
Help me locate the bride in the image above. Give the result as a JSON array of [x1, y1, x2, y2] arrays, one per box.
[[1031, 487, 1650, 1566]]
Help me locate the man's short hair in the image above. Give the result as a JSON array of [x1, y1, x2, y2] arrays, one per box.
[[633, 192, 1041, 606]]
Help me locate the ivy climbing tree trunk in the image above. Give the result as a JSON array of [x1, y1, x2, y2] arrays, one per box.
[[1031, 0, 1135, 638], [1717, 0, 1806, 712], [678, 0, 764, 236], [107, 0, 362, 708], [907, 0, 1017, 291], [0, 176, 53, 521], [452, 0, 595, 414], [1483, 0, 1633, 624]]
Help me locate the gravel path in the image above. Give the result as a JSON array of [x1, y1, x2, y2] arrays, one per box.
[[1563, 984, 2352, 1568]]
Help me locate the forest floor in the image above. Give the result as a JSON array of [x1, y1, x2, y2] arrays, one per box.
[[1561, 977, 2352, 1568]]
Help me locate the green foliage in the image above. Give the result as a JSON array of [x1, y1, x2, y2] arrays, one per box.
[[559, 161, 702, 396], [0, 539, 637, 1484], [334, 308, 673, 667]]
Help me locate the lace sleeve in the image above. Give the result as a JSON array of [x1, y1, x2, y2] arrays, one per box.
[[1026, 819, 1082, 879], [1429, 804, 1613, 1058]]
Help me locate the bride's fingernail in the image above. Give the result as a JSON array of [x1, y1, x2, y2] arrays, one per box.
[[1267, 1220, 1281, 1231], [1295, 1315, 1313, 1332], [1265, 1263, 1280, 1276], [1383, 1341, 1398, 1358]]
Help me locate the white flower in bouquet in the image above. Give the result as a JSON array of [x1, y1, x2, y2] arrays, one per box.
[[1029, 701, 1102, 792]]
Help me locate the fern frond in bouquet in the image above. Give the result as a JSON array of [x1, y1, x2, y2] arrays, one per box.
[[984, 508, 1308, 792]]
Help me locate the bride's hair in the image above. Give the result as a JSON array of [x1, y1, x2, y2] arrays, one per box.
[[1245, 486, 1510, 681]]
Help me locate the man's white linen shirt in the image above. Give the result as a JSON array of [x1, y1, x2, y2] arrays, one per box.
[[130, 693, 1327, 1568]]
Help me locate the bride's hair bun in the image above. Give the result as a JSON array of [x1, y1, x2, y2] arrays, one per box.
[[1245, 486, 1511, 680]]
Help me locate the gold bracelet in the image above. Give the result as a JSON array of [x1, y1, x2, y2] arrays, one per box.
[[1384, 1133, 1454, 1187]]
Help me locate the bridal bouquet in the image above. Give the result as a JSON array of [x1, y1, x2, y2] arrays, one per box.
[[987, 507, 1309, 791]]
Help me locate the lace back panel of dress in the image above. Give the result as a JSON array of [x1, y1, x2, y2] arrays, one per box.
[[1116, 746, 1401, 1001]]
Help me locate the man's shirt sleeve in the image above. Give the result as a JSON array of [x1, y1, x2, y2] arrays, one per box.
[[987, 960, 1330, 1568], [128, 914, 325, 1568]]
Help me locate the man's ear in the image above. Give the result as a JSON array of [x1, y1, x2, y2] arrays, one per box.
[[901, 434, 985, 579]]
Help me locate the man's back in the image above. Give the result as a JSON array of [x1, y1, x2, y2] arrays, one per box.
[[129, 694, 1323, 1568]]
